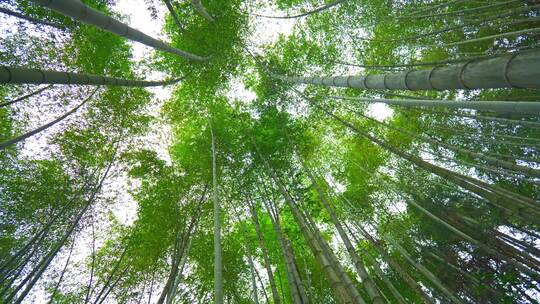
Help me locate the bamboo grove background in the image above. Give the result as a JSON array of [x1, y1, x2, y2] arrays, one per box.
[[0, 0, 539, 303]]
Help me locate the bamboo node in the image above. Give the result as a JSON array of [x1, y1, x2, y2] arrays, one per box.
[[503, 52, 521, 89], [363, 75, 369, 89], [36, 69, 46, 84], [2, 66, 12, 83], [346, 75, 352, 87], [458, 61, 472, 89], [64, 71, 71, 84], [383, 73, 390, 89], [427, 66, 439, 91], [403, 69, 414, 90]]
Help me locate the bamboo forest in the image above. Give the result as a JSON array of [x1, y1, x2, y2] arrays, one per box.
[[1, 0, 540, 303]]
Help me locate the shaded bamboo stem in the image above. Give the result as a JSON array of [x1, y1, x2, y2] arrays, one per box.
[[398, 0, 522, 20], [0, 88, 97, 151], [191, 0, 214, 22], [251, 0, 347, 19], [0, 7, 66, 29], [162, 0, 184, 32], [30, 0, 206, 61], [0, 66, 183, 86], [0, 84, 53, 107], [344, 104, 540, 177]]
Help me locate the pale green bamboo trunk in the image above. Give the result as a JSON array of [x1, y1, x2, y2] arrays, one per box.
[[0, 66, 181, 87], [191, 0, 214, 22], [260, 197, 308, 304], [30, 0, 206, 61], [249, 201, 282, 304], [0, 88, 97, 150], [333, 95, 540, 114], [211, 125, 223, 304], [273, 50, 540, 90], [162, 0, 184, 32], [300, 159, 385, 304], [255, 144, 364, 304]]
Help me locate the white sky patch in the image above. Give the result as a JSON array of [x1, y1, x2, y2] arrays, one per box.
[[227, 76, 257, 104], [366, 101, 393, 121], [113, 0, 166, 61], [248, 5, 296, 50], [113, 0, 171, 101]]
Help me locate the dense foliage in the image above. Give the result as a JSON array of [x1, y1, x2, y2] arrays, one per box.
[[1, 0, 539, 303]]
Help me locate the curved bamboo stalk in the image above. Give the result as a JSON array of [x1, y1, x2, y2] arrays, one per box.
[[247, 248, 260, 304], [400, 106, 540, 128], [251, 0, 347, 19], [167, 188, 206, 304], [254, 267, 271, 304], [157, 222, 185, 304], [334, 172, 519, 300], [191, 0, 214, 22], [0, 88, 97, 151], [0, 66, 183, 86], [298, 202, 366, 304], [0, 84, 53, 107], [420, 125, 540, 148], [397, 0, 521, 20], [404, 193, 540, 278], [349, 232, 407, 304], [271, 49, 540, 90], [284, 236, 311, 304], [258, 186, 309, 304], [354, 224, 435, 304], [248, 199, 282, 304], [419, 148, 540, 184], [9, 159, 115, 304], [0, 233, 44, 296], [345, 105, 540, 177], [357, 6, 540, 43], [162, 0, 184, 32], [323, 179, 411, 304], [259, 171, 327, 304], [230, 201, 261, 304], [0, 169, 97, 276], [30, 0, 206, 61], [0, 7, 66, 29], [443, 27, 540, 47], [47, 238, 75, 303], [83, 211, 96, 304], [398, 0, 470, 18], [93, 245, 129, 304], [96, 267, 130, 304]]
